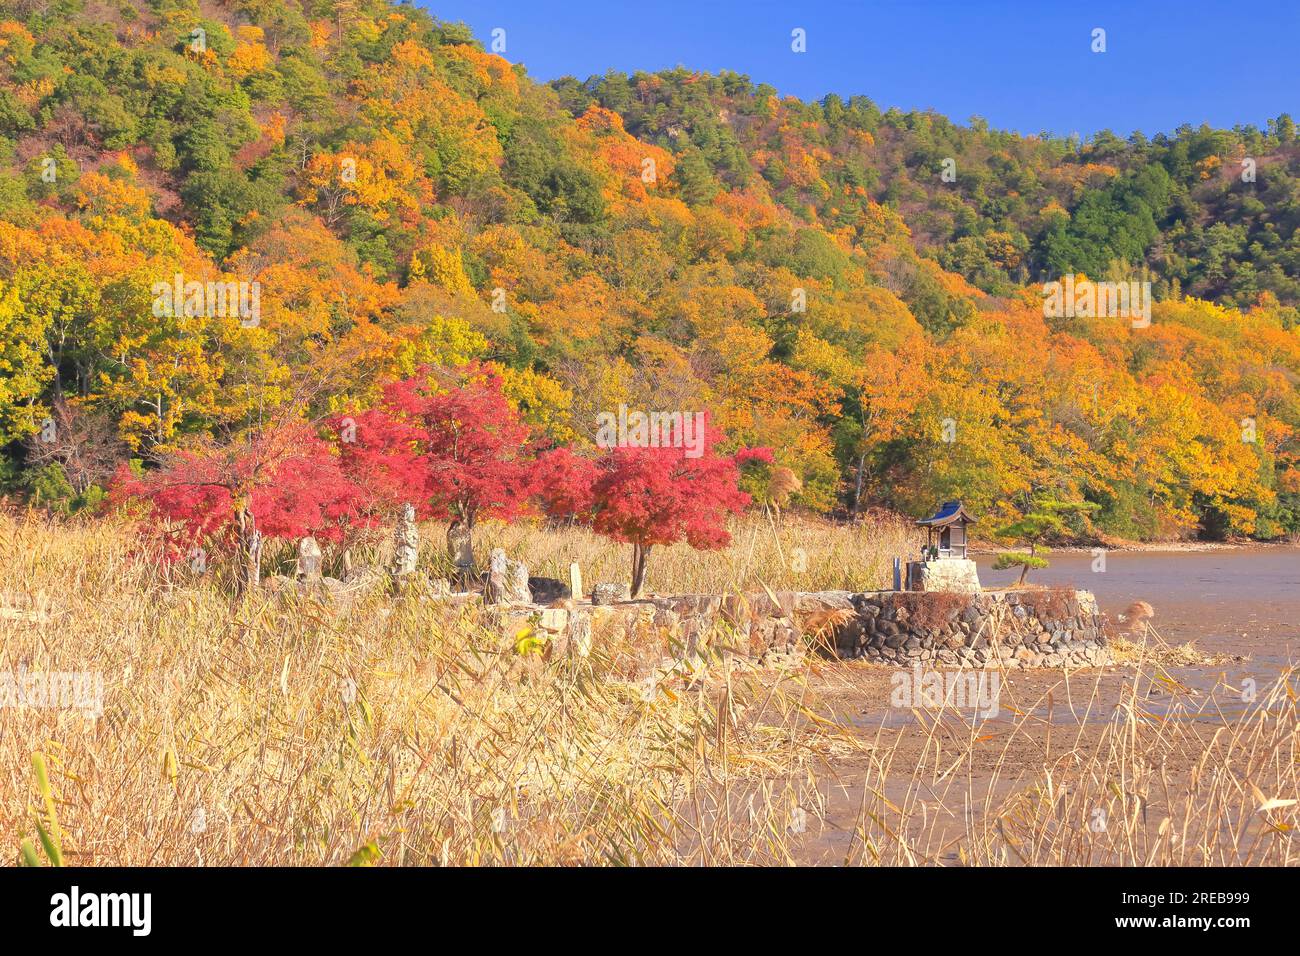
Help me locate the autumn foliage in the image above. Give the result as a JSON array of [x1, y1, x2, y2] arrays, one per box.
[[4, 0, 1300, 545], [587, 436, 750, 596], [114, 365, 757, 596], [111, 422, 375, 588], [343, 365, 537, 530]]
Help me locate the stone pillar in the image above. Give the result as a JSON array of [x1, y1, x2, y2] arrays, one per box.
[[485, 548, 508, 604], [591, 582, 629, 606], [391, 503, 419, 591], [297, 536, 322, 583], [509, 559, 531, 603], [447, 517, 475, 587], [485, 548, 531, 604]]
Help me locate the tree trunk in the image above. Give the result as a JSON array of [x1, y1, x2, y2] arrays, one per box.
[[1018, 541, 1036, 585], [851, 450, 867, 517], [233, 507, 262, 595], [447, 513, 476, 586], [630, 543, 651, 598], [243, 528, 262, 594]]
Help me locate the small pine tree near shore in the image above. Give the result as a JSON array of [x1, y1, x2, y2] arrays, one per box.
[[993, 497, 1099, 584]]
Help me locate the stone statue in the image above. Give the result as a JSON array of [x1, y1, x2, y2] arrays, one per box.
[[485, 548, 531, 604], [510, 559, 532, 604], [296, 536, 322, 582], [391, 503, 419, 590], [447, 516, 475, 587]]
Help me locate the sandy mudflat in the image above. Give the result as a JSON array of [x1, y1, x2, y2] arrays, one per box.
[[702, 659, 1287, 865]]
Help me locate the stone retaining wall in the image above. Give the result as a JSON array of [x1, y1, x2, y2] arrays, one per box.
[[830, 588, 1107, 668], [498, 586, 1108, 669]]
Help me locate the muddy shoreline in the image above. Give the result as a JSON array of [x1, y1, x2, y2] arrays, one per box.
[[736, 660, 1288, 865], [708, 543, 1300, 864]]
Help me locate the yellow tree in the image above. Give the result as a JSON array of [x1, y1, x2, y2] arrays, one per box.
[[0, 279, 48, 444]]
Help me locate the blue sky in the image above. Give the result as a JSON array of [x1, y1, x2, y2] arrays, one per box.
[[419, 0, 1298, 138]]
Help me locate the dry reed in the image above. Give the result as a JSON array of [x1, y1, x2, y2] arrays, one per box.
[[2, 512, 1294, 866]]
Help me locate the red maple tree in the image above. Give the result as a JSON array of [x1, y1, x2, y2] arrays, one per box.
[[342, 364, 538, 566], [112, 423, 373, 590], [115, 364, 755, 600], [589, 436, 749, 597], [533, 445, 600, 522], [329, 407, 426, 514]]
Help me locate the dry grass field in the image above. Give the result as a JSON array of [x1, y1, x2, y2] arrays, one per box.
[[2, 510, 1297, 866]]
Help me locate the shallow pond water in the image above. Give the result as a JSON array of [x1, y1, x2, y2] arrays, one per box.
[[975, 545, 1300, 668]]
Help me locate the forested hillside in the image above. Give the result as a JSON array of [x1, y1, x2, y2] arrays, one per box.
[[1, 0, 1298, 540], [555, 70, 1300, 308]]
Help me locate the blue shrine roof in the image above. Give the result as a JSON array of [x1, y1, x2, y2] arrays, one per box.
[[916, 500, 976, 527]]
